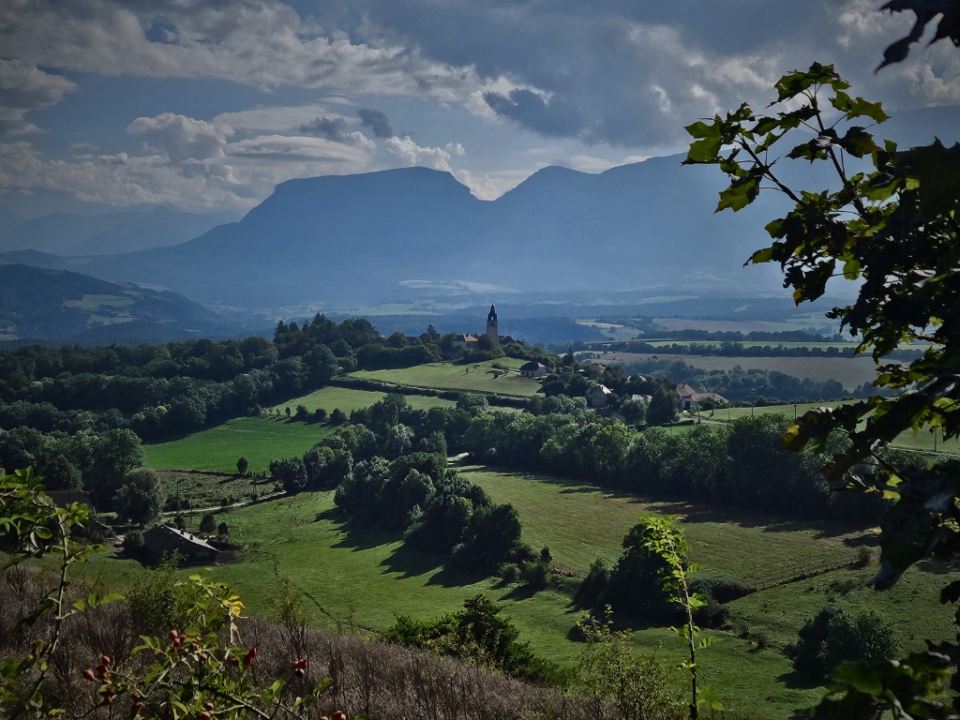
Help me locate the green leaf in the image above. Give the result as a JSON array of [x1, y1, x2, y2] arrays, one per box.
[[716, 176, 759, 212], [686, 137, 723, 164], [832, 661, 884, 695], [832, 92, 890, 123], [684, 120, 721, 139]]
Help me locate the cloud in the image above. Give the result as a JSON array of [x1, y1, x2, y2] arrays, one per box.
[[357, 108, 395, 138], [483, 89, 586, 139], [0, 61, 77, 135], [296, 116, 349, 142], [384, 136, 451, 171], [454, 168, 530, 200], [1, 114, 374, 210], [354, 0, 959, 148], [128, 113, 233, 162], [0, 0, 514, 105]]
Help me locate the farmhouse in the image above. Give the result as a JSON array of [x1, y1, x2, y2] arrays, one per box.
[[143, 525, 220, 565], [589, 384, 613, 407], [676, 384, 728, 410], [519, 361, 548, 378]]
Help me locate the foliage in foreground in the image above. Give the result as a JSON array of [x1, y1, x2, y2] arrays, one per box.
[[385, 593, 566, 686], [0, 468, 605, 720], [685, 14, 960, 713]]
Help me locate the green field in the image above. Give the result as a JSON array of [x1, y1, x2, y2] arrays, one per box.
[[77, 461, 960, 718], [266, 385, 456, 416], [352, 358, 543, 397], [600, 352, 879, 389], [143, 416, 332, 473], [710, 403, 960, 455]]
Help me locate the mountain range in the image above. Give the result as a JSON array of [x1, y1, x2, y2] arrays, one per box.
[[2, 157, 796, 312], [4, 104, 958, 316]]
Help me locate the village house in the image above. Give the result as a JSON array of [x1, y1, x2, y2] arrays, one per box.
[[142, 525, 220, 565], [676, 384, 728, 410], [589, 384, 613, 407], [519, 361, 548, 378], [451, 333, 479, 350]]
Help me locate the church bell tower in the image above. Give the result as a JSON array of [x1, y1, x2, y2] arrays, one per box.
[[486, 304, 499, 346]]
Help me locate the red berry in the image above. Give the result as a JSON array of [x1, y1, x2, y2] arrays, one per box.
[[101, 655, 111, 666], [229, 657, 239, 667], [83, 669, 95, 681], [204, 701, 214, 711], [333, 711, 347, 720], [200, 713, 211, 720]]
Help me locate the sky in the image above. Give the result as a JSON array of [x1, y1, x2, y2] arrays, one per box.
[[1, 0, 959, 214]]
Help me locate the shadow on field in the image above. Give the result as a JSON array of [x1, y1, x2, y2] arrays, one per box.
[[317, 507, 401, 552], [777, 668, 823, 692], [378, 544, 445, 580]]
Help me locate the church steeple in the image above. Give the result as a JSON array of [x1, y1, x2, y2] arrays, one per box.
[[486, 304, 499, 346]]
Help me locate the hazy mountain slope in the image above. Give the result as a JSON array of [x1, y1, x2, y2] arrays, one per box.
[[0, 208, 22, 236], [0, 206, 239, 256], [67, 217, 191, 255], [40, 160, 786, 309], [0, 264, 227, 341], [81, 167, 490, 307]]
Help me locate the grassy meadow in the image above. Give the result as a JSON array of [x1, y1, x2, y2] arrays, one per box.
[[352, 358, 543, 397], [78, 460, 960, 718], [143, 416, 332, 473]]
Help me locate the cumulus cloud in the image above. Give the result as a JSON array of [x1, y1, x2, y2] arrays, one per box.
[[384, 136, 452, 171], [128, 113, 233, 162], [0, 61, 77, 135], [0, 0, 514, 105], [483, 89, 585, 139], [357, 108, 395, 138], [355, 0, 959, 148], [1, 112, 375, 210]]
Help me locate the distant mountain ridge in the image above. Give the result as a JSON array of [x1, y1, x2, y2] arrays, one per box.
[[5, 104, 957, 313], [3, 158, 791, 310], [0, 264, 231, 343], [0, 206, 241, 256]]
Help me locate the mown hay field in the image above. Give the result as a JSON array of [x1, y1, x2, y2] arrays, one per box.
[[352, 358, 542, 397], [599, 352, 879, 390], [265, 385, 457, 416]]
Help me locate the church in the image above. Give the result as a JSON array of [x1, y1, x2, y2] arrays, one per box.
[[450, 304, 521, 350]]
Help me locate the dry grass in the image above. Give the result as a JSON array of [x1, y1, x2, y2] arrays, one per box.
[[0, 563, 604, 720]]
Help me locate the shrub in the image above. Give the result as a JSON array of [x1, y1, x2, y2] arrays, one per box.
[[498, 563, 521, 584], [794, 605, 901, 680], [520, 560, 550, 590], [124, 528, 144, 552], [199, 513, 216, 534], [315, 408, 328, 422], [330, 408, 347, 424], [217, 521, 229, 536]]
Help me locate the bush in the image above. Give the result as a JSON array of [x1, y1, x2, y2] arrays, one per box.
[[217, 521, 229, 536], [794, 605, 901, 680], [199, 513, 216, 534], [498, 563, 521, 584], [315, 408, 328, 422], [330, 408, 347, 424], [124, 528, 144, 552], [520, 560, 550, 590]]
